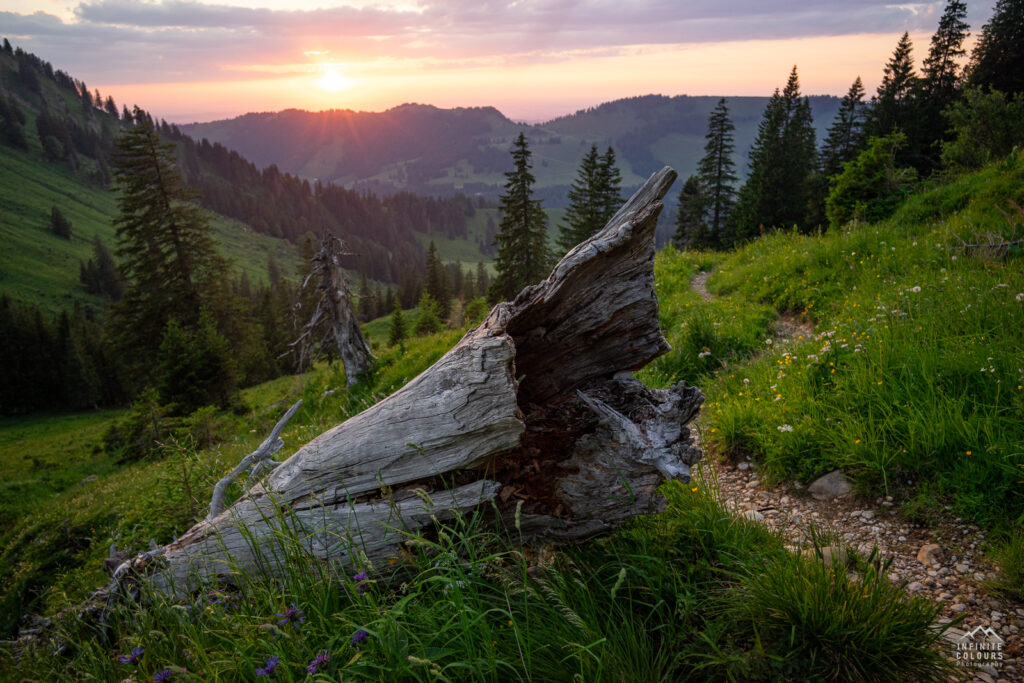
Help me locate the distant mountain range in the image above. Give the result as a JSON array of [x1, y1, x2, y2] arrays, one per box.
[[182, 95, 843, 206]]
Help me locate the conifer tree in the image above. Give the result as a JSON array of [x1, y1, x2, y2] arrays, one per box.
[[111, 106, 229, 379], [558, 145, 603, 253], [820, 77, 869, 179], [80, 234, 122, 301], [388, 300, 406, 346], [155, 310, 237, 412], [730, 67, 817, 243], [866, 33, 918, 140], [914, 1, 971, 170], [596, 146, 623, 227], [489, 133, 550, 303], [673, 176, 709, 249], [475, 261, 490, 298], [414, 292, 443, 335], [357, 271, 371, 322], [424, 241, 450, 319], [922, 1, 970, 101], [696, 98, 737, 245], [968, 0, 1024, 96]]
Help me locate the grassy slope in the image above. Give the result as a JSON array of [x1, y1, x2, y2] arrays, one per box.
[[0, 138, 302, 315], [9, 159, 1023, 676], [0, 321, 954, 681], [645, 153, 1024, 533], [417, 207, 567, 266]]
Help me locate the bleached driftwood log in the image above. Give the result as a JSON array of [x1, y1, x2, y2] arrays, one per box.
[[156, 166, 702, 593]]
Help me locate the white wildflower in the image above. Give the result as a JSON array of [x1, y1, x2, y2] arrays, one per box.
[[765, 338, 773, 346], [777, 424, 794, 433], [1016, 293, 1024, 302], [908, 286, 921, 293], [697, 351, 711, 359]]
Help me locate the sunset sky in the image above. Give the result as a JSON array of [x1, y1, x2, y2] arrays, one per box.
[[0, 1, 989, 124]]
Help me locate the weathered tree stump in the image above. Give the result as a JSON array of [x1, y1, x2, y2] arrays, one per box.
[[156, 166, 701, 593]]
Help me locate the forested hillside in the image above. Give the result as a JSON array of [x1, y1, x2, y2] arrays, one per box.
[[180, 96, 842, 203], [0, 43, 494, 416]]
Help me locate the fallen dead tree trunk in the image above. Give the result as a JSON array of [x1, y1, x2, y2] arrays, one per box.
[[155, 166, 701, 594]]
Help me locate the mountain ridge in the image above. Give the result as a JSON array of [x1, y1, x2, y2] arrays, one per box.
[[181, 94, 843, 206]]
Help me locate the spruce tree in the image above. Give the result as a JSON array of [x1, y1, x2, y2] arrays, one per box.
[[866, 33, 918, 139], [79, 234, 122, 301], [111, 106, 228, 379], [489, 133, 550, 303], [730, 67, 817, 242], [475, 261, 490, 298], [388, 300, 407, 346], [968, 0, 1024, 96], [673, 176, 709, 249], [424, 241, 450, 319], [414, 292, 443, 335], [915, 1, 971, 170], [696, 98, 737, 246], [558, 145, 603, 253], [820, 77, 869, 179], [596, 146, 623, 227], [922, 1, 970, 101]]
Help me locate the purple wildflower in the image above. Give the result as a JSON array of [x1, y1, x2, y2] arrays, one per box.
[[351, 628, 369, 645], [118, 646, 144, 664], [255, 655, 279, 676], [153, 668, 172, 682], [353, 569, 369, 594], [276, 603, 305, 628], [306, 649, 331, 674]]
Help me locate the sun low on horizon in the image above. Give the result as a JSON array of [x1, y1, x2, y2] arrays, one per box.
[[314, 65, 357, 93], [0, 0, 987, 122]]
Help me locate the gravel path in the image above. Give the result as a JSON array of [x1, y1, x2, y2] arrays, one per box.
[[688, 271, 1022, 682]]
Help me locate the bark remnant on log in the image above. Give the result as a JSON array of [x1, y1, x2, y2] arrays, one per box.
[[156, 166, 701, 594]]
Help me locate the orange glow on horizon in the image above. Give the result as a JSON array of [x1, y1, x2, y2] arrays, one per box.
[[97, 30, 953, 124]]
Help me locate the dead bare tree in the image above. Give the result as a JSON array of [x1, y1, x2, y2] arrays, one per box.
[[291, 232, 374, 385]]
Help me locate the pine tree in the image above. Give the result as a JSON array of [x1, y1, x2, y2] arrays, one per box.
[[155, 310, 237, 413], [696, 98, 737, 245], [558, 145, 603, 253], [968, 0, 1024, 96], [673, 176, 710, 249], [489, 133, 549, 303], [914, 1, 972, 170], [388, 300, 406, 346], [414, 292, 443, 335], [79, 234, 122, 301], [357, 271, 371, 321], [923, 1, 970, 100], [820, 77, 869, 179], [424, 241, 450, 319], [475, 261, 490, 298], [111, 107, 229, 378], [866, 33, 918, 139], [730, 67, 817, 242], [596, 146, 623, 228]]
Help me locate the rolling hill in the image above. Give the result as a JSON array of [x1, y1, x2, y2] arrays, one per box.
[[181, 94, 843, 205]]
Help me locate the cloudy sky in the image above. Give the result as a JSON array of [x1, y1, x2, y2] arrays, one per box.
[[0, 1, 989, 123]]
